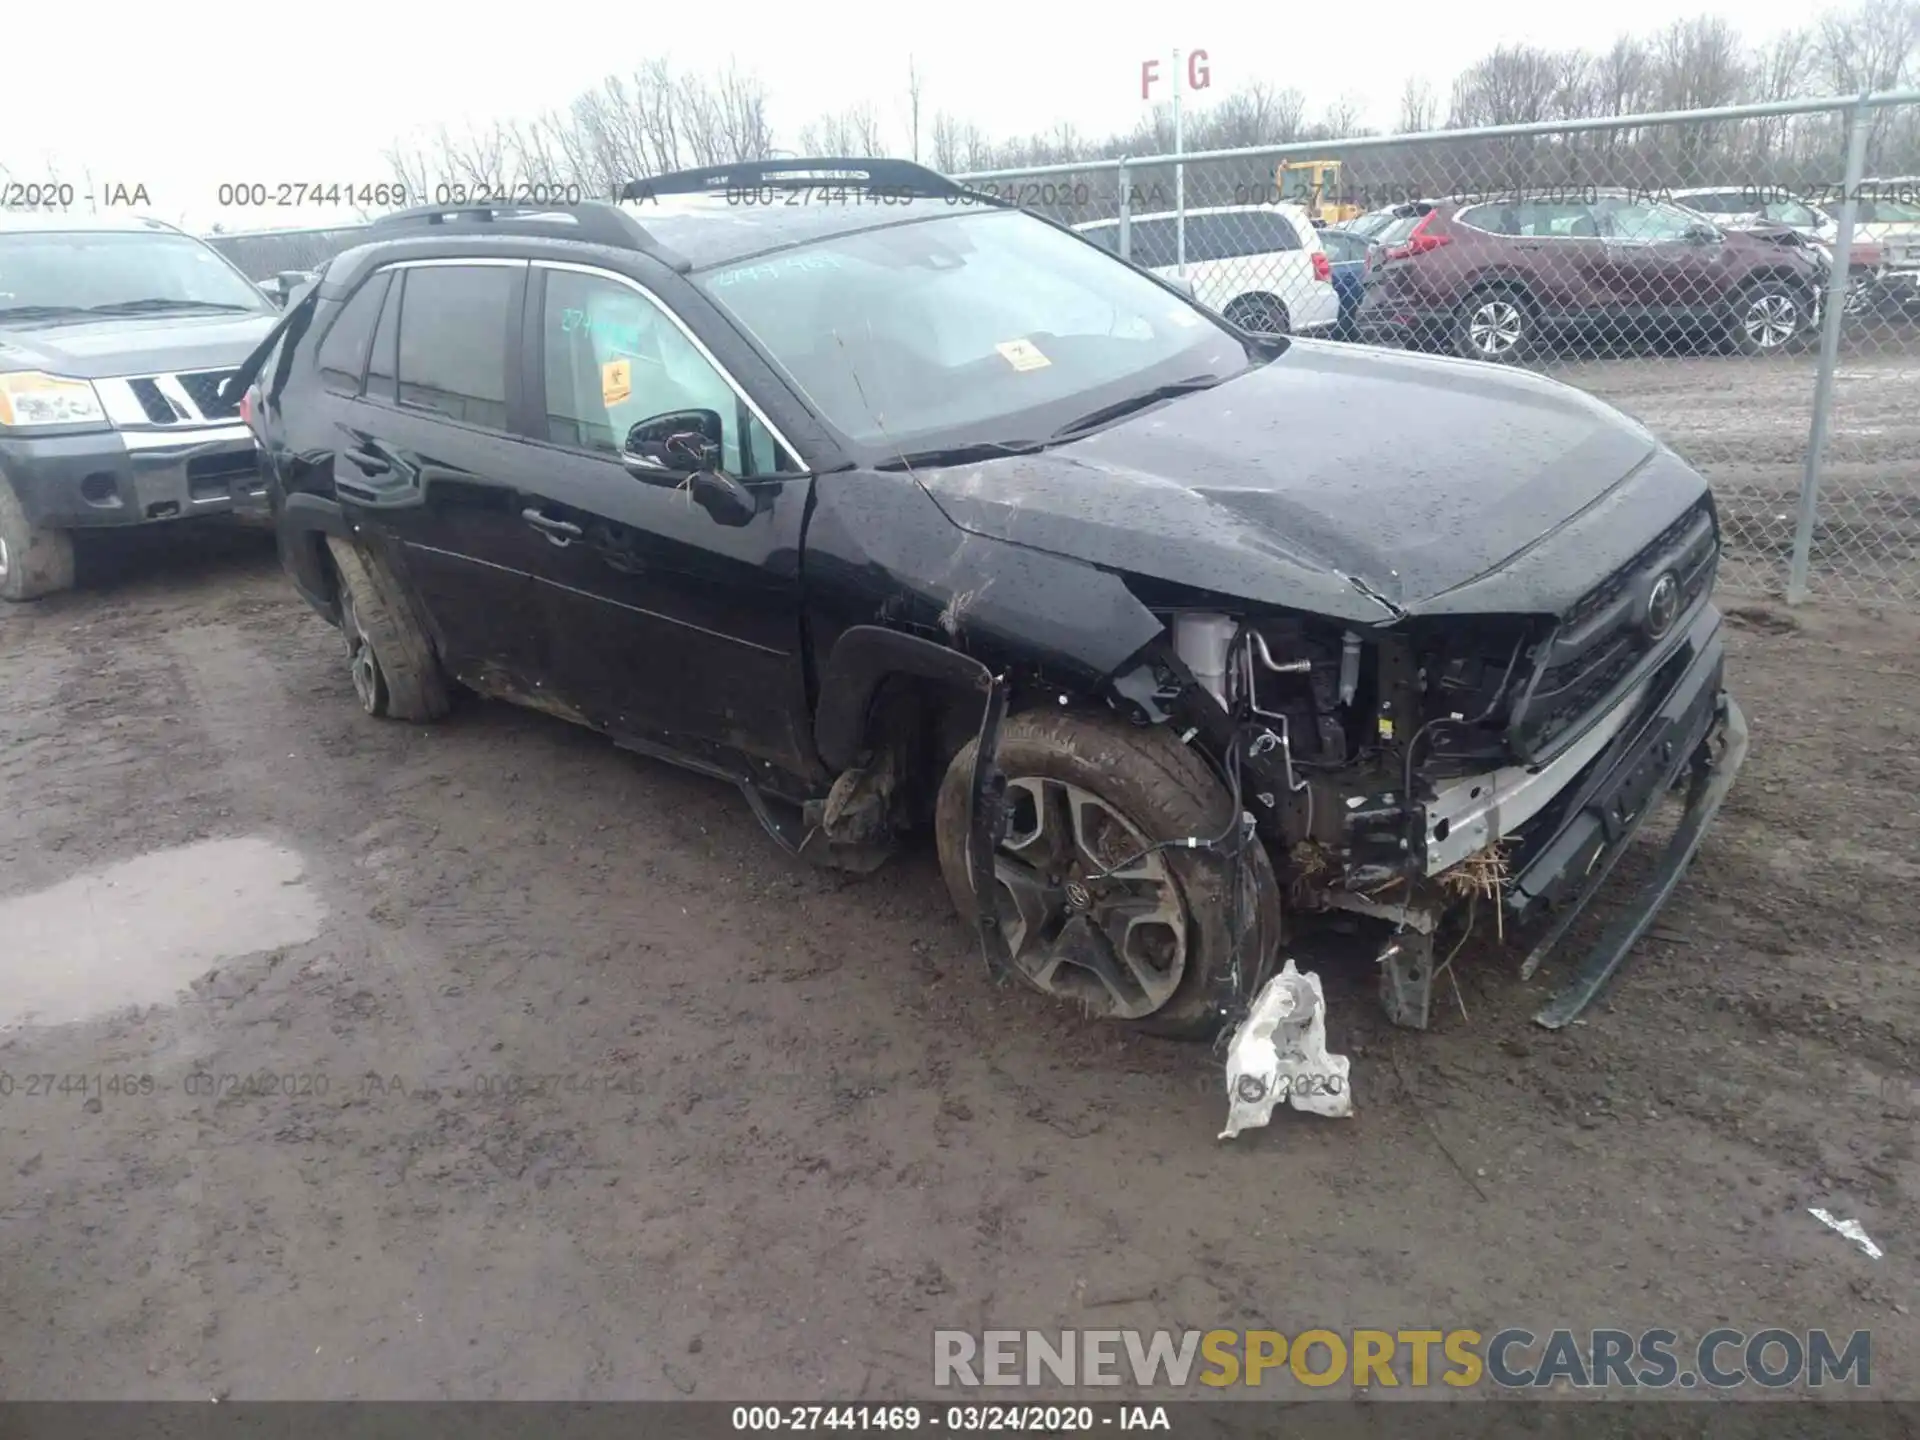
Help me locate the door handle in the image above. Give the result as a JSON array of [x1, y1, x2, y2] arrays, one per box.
[[522, 507, 583, 545]]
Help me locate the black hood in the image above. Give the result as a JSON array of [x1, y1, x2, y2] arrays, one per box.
[[0, 310, 279, 380], [912, 340, 1710, 624]]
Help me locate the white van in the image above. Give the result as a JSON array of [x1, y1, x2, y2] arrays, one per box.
[[1076, 204, 1341, 336]]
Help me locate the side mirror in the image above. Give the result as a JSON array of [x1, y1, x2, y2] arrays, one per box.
[[621, 408, 755, 526], [261, 270, 314, 307], [1685, 223, 1720, 244], [687, 469, 757, 527], [622, 408, 725, 473]]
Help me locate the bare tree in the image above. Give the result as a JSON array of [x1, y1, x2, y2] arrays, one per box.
[[1210, 82, 1309, 146], [850, 102, 887, 155], [930, 110, 963, 171], [1398, 78, 1438, 134], [1449, 44, 1577, 127], [905, 56, 924, 163], [1322, 94, 1368, 138]]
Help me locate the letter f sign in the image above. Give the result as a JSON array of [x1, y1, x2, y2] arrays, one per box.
[[1141, 58, 1160, 100]]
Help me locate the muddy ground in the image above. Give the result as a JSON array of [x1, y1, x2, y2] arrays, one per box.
[[2, 512, 1918, 1404]]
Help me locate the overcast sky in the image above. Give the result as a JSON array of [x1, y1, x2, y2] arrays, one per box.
[[5, 0, 1799, 232]]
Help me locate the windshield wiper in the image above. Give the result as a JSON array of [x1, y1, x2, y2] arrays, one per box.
[[874, 439, 1044, 472], [87, 298, 258, 315], [0, 304, 90, 321], [1050, 376, 1222, 442]]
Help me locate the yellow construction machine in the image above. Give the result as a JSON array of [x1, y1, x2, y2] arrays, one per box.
[[1276, 159, 1361, 225]]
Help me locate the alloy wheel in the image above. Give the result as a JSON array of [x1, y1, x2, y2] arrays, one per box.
[[339, 586, 385, 716], [985, 777, 1190, 1020], [1467, 299, 1524, 358], [1742, 292, 1800, 350]]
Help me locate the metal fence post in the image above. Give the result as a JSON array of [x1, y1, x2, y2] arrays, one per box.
[[1788, 95, 1873, 605], [1173, 49, 1186, 275], [1117, 157, 1132, 262]]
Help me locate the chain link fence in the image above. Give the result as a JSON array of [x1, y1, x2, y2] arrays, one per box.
[[956, 91, 1920, 605]]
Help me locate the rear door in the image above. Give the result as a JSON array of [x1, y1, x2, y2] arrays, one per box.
[[334, 258, 551, 689], [502, 259, 817, 777], [1454, 201, 1609, 323]]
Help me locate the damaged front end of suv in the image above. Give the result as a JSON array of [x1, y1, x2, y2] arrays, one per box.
[[904, 363, 1748, 1083]]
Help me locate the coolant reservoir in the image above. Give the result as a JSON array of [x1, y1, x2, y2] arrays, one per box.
[[1172, 613, 1239, 710]]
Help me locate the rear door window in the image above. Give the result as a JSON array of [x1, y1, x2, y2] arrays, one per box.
[[1188, 211, 1306, 261], [393, 264, 517, 431]]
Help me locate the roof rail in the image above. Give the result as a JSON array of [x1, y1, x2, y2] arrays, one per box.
[[365, 201, 692, 272], [619, 157, 997, 206]]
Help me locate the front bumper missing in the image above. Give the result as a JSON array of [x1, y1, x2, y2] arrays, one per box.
[[1521, 687, 1747, 1029], [1353, 605, 1745, 1030], [1395, 606, 1745, 1029]]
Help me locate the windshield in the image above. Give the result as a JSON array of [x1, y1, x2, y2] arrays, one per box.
[[1860, 196, 1920, 223], [696, 208, 1254, 452], [0, 230, 270, 318]]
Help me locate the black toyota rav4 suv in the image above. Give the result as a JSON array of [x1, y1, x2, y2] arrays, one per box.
[[234, 159, 1746, 1041]]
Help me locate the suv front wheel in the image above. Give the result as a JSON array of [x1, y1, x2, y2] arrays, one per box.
[[324, 537, 450, 722], [0, 476, 76, 602], [933, 710, 1282, 1040], [1729, 281, 1808, 356]]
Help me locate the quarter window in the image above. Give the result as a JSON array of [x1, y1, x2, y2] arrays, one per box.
[[316, 272, 391, 395]]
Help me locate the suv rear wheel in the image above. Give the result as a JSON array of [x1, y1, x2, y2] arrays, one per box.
[[933, 710, 1282, 1040], [1455, 288, 1534, 363], [0, 476, 76, 602], [1225, 294, 1290, 336], [325, 536, 450, 722], [1729, 281, 1807, 355]]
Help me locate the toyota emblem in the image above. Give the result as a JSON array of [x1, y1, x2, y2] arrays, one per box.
[[1645, 571, 1681, 639]]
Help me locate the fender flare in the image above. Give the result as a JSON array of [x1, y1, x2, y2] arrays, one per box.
[[813, 624, 1015, 985], [813, 625, 994, 773]]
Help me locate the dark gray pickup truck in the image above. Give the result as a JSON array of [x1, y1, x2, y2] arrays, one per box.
[[0, 211, 280, 599]]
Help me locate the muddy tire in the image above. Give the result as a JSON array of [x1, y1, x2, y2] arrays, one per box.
[[934, 709, 1283, 1041], [0, 475, 76, 602], [1454, 286, 1535, 363], [324, 536, 449, 722]]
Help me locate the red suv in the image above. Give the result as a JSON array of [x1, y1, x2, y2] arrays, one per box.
[[1356, 191, 1824, 361]]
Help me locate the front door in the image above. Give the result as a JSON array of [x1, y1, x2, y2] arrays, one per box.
[[509, 260, 817, 780], [1591, 198, 1731, 340]]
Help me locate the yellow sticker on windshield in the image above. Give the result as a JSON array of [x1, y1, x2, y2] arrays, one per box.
[[995, 339, 1051, 372], [601, 359, 632, 406]]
